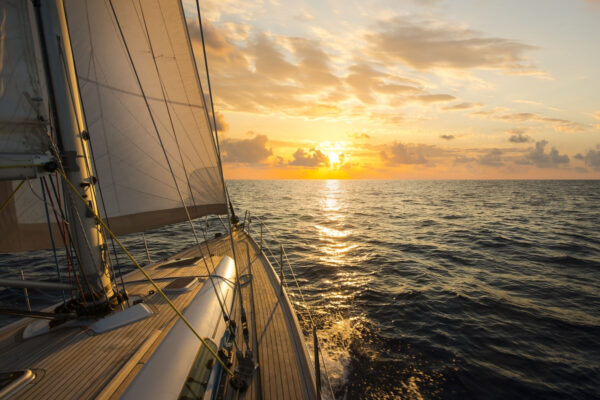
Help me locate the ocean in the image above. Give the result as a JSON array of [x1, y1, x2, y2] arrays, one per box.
[[1, 180, 599, 399]]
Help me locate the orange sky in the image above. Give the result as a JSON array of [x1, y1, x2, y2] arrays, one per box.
[[187, 0, 600, 179]]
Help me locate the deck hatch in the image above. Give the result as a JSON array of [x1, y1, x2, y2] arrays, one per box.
[[164, 276, 199, 293], [158, 257, 202, 269]]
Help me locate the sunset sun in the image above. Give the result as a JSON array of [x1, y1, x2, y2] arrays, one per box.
[[328, 151, 340, 168]]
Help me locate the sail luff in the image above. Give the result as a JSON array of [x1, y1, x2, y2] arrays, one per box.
[[36, 0, 113, 299]]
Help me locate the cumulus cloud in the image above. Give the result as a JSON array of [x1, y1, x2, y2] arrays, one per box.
[[581, 145, 600, 171], [509, 133, 532, 143], [381, 142, 431, 165], [516, 140, 569, 168], [213, 111, 229, 132], [440, 134, 455, 140], [365, 16, 541, 74], [507, 129, 532, 143], [288, 148, 328, 167], [221, 133, 272, 163], [442, 102, 483, 111], [478, 149, 503, 166]]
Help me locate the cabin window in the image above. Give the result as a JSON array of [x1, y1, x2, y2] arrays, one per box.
[[0, 370, 36, 397], [178, 339, 218, 400]]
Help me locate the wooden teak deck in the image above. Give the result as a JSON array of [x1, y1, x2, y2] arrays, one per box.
[[0, 231, 317, 399]]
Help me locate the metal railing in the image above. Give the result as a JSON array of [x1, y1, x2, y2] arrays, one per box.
[[242, 212, 334, 400]]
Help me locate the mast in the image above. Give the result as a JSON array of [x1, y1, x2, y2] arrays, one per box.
[[35, 0, 115, 304]]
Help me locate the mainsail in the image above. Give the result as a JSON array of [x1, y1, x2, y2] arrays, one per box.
[[0, 0, 49, 156], [63, 0, 227, 235], [0, 0, 227, 252], [0, 0, 58, 252]]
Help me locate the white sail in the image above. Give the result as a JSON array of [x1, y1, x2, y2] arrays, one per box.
[[0, 0, 50, 156], [0, 1, 57, 252], [0, 0, 227, 252], [62, 0, 227, 235]]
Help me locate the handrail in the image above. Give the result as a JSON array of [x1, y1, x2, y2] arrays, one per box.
[[245, 212, 335, 400]]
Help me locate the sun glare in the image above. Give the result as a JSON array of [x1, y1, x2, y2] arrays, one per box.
[[328, 152, 340, 168], [319, 141, 347, 169]]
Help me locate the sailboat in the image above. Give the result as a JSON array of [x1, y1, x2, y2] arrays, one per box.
[[0, 0, 327, 398]]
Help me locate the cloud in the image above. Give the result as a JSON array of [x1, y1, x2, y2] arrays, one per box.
[[454, 155, 476, 164], [295, 10, 315, 22], [349, 132, 371, 140], [582, 145, 600, 171], [288, 148, 328, 167], [471, 110, 585, 133], [365, 16, 541, 74], [381, 142, 431, 165], [440, 134, 455, 140], [442, 102, 483, 111], [221, 133, 272, 163], [507, 128, 533, 143], [344, 63, 422, 104], [213, 111, 229, 132], [413, 94, 455, 103], [478, 149, 504, 166], [516, 140, 570, 168]]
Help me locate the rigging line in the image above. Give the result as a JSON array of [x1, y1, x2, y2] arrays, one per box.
[[56, 7, 125, 295], [111, 0, 233, 328], [65, 0, 126, 294], [41, 177, 67, 304], [67, 186, 112, 304], [57, 168, 234, 377], [193, 0, 247, 347], [195, 0, 221, 158], [177, 0, 223, 166], [0, 180, 25, 214], [47, 172, 102, 305], [42, 177, 84, 302], [45, 114, 99, 303], [135, 1, 233, 330], [222, 191, 250, 353]]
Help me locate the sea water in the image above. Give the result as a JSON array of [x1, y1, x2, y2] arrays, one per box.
[[1, 180, 599, 399]]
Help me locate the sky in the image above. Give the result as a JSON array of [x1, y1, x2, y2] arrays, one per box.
[[184, 0, 600, 179]]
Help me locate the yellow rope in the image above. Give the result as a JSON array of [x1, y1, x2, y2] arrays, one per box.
[[57, 170, 234, 377], [0, 180, 25, 214]]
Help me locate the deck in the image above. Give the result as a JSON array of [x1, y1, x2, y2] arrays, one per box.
[[0, 231, 317, 399]]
